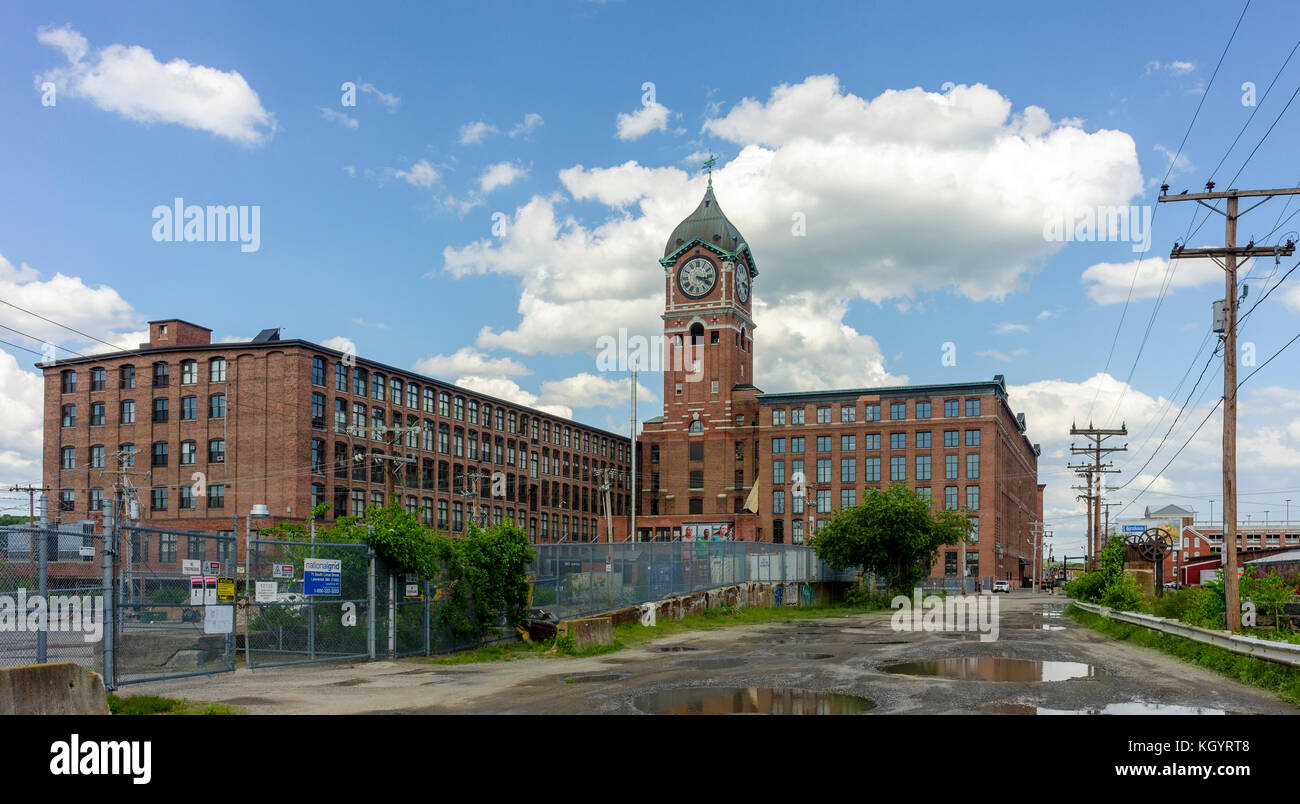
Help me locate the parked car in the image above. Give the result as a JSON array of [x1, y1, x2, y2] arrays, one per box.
[[992, 580, 1012, 593]]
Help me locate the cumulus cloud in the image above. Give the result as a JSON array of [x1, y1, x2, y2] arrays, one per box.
[[510, 113, 544, 138], [320, 107, 358, 129], [1145, 60, 1195, 77], [320, 336, 356, 355], [479, 162, 529, 193], [458, 121, 498, 144], [615, 101, 670, 140], [996, 323, 1030, 334], [1081, 256, 1220, 304], [357, 81, 400, 111], [538, 372, 656, 407], [413, 347, 532, 379], [395, 160, 439, 188], [0, 349, 43, 481], [452, 376, 572, 419], [35, 25, 275, 145], [977, 348, 1029, 363]]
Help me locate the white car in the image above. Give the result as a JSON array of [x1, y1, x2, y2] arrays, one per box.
[[992, 580, 1012, 594]]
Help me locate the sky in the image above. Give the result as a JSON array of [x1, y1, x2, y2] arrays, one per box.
[[3, 0, 1300, 556]]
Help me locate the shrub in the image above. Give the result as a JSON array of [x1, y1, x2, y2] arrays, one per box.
[[1064, 571, 1105, 602], [1149, 586, 1209, 621], [1100, 573, 1143, 611]]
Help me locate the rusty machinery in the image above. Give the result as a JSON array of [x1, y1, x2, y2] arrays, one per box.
[[1125, 527, 1175, 598]]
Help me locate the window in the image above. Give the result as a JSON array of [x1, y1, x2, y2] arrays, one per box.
[[61, 370, 77, 393], [816, 488, 831, 514], [816, 406, 831, 424], [424, 388, 435, 414], [90, 367, 106, 391], [840, 405, 856, 423], [311, 439, 325, 474], [152, 398, 168, 422], [945, 454, 958, 480], [945, 400, 959, 417], [916, 455, 932, 481], [179, 486, 195, 510], [391, 378, 403, 405], [841, 458, 856, 482], [944, 430, 959, 447], [61, 446, 75, 470], [206, 357, 225, 383], [312, 392, 326, 429], [890, 456, 906, 481], [916, 401, 931, 419], [917, 487, 932, 502], [841, 434, 856, 451], [965, 429, 981, 446], [454, 396, 465, 421], [791, 437, 804, 454], [408, 383, 419, 409], [792, 519, 804, 544], [151, 442, 168, 466], [966, 453, 980, 479], [816, 458, 831, 484], [689, 470, 704, 490], [864, 404, 880, 421], [152, 362, 169, 387], [90, 445, 105, 469], [151, 487, 168, 511], [209, 394, 226, 419], [968, 517, 979, 543], [966, 486, 980, 510], [771, 438, 785, 455], [772, 409, 786, 426], [816, 436, 831, 452], [773, 490, 785, 514], [180, 441, 197, 465], [91, 401, 105, 426], [914, 431, 931, 449], [791, 408, 805, 426], [352, 368, 367, 396], [120, 400, 135, 424], [89, 488, 104, 512], [58, 490, 75, 512], [208, 439, 225, 463], [689, 498, 703, 515], [120, 443, 135, 466], [181, 360, 198, 385], [335, 363, 347, 391], [945, 486, 958, 510], [864, 433, 881, 450], [335, 399, 347, 433], [61, 404, 76, 427], [689, 420, 703, 434], [160, 532, 178, 562], [773, 460, 785, 485], [439, 392, 451, 417], [966, 399, 981, 417], [890, 402, 906, 420], [890, 432, 906, 450], [180, 396, 197, 421], [864, 457, 880, 482], [312, 357, 325, 386], [841, 489, 856, 509], [372, 373, 385, 401], [119, 365, 136, 390]]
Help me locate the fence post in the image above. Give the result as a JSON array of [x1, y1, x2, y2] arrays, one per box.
[[101, 510, 116, 690], [388, 569, 396, 659], [423, 579, 431, 657], [37, 525, 48, 665], [367, 548, 376, 661]]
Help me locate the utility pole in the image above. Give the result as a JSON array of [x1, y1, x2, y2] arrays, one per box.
[[1070, 469, 1095, 565], [8, 484, 51, 527], [1069, 422, 1126, 568], [348, 424, 422, 508], [1101, 500, 1123, 546], [1159, 181, 1298, 630], [1028, 521, 1043, 592]]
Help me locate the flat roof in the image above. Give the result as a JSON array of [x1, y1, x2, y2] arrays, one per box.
[[756, 378, 1006, 403]]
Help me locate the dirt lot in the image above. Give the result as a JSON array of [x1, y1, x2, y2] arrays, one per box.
[[125, 593, 1299, 714]]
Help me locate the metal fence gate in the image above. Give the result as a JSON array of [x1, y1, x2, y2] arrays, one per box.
[[116, 525, 238, 684]]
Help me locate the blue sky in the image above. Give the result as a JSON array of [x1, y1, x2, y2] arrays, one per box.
[[3, 0, 1300, 553]]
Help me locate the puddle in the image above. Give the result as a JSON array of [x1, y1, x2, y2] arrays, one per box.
[[857, 640, 912, 645], [880, 657, 1097, 682], [789, 653, 834, 660], [657, 645, 700, 652], [422, 673, 481, 684], [982, 701, 1226, 715], [634, 687, 875, 714], [219, 697, 275, 706], [331, 678, 371, 687], [681, 657, 745, 669], [565, 673, 625, 684]]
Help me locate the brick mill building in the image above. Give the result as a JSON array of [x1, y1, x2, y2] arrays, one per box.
[[41, 319, 633, 563], [634, 181, 1045, 582]]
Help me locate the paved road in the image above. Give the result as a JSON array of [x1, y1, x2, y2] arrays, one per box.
[[126, 593, 1299, 714]]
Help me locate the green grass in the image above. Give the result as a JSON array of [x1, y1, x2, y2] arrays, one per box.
[[1066, 604, 1300, 708], [413, 600, 892, 665], [108, 694, 240, 715]]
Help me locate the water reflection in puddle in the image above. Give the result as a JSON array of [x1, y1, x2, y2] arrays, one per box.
[[565, 673, 625, 684], [656, 645, 699, 652], [982, 701, 1225, 715], [881, 657, 1096, 682], [634, 687, 875, 714]]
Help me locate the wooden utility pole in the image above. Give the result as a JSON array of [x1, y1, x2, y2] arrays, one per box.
[[349, 424, 421, 507], [1159, 183, 1298, 630], [1070, 423, 1126, 567], [8, 484, 51, 527], [1070, 470, 1095, 564]]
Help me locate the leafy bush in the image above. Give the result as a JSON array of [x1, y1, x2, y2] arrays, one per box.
[[1100, 573, 1143, 611], [842, 585, 892, 609], [1149, 586, 1210, 621], [1064, 571, 1106, 602]]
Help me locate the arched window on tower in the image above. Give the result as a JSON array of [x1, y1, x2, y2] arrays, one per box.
[[689, 323, 704, 345], [689, 420, 703, 434]]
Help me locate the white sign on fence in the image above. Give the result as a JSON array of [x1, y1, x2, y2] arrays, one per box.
[[203, 604, 234, 634], [255, 581, 278, 603]]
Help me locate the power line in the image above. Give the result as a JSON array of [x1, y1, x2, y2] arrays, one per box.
[[0, 297, 131, 355]]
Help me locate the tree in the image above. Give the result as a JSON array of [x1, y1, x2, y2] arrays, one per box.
[[809, 484, 972, 594], [1240, 567, 1297, 635]]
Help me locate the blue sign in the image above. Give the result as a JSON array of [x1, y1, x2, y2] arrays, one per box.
[[304, 558, 342, 596], [1122, 525, 1147, 533]]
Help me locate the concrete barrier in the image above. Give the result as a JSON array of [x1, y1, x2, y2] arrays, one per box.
[[0, 662, 110, 715], [558, 616, 613, 650]]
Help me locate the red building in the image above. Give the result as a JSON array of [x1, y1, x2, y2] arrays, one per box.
[[635, 182, 1044, 582]]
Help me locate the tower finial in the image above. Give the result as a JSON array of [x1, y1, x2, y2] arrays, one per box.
[[702, 154, 717, 186]]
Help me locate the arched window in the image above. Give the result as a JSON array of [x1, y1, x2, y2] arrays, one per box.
[[689, 420, 703, 434], [689, 323, 704, 345]]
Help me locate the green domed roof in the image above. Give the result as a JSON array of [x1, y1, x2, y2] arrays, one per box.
[[664, 184, 747, 259]]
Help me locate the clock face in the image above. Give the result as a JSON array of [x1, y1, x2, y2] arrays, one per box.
[[736, 261, 750, 303], [677, 257, 717, 298]]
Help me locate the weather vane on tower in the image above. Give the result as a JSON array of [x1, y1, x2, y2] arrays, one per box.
[[702, 154, 717, 186]]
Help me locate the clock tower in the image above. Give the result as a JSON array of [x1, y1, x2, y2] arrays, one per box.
[[636, 180, 763, 540]]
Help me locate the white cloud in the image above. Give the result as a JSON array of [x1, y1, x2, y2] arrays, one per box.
[[479, 162, 529, 193], [358, 81, 400, 112], [1037, 309, 1054, 320], [1081, 255, 1221, 304], [452, 376, 572, 419], [459, 121, 498, 144], [320, 107, 358, 129], [395, 160, 439, 188], [996, 323, 1029, 334], [1153, 143, 1193, 180], [510, 113, 544, 138], [0, 253, 141, 350], [0, 349, 43, 481], [35, 25, 275, 145], [1145, 60, 1195, 77], [615, 102, 670, 140], [413, 347, 532, 379], [1283, 282, 1300, 312], [977, 348, 1029, 362], [538, 372, 656, 407], [320, 336, 356, 355]]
